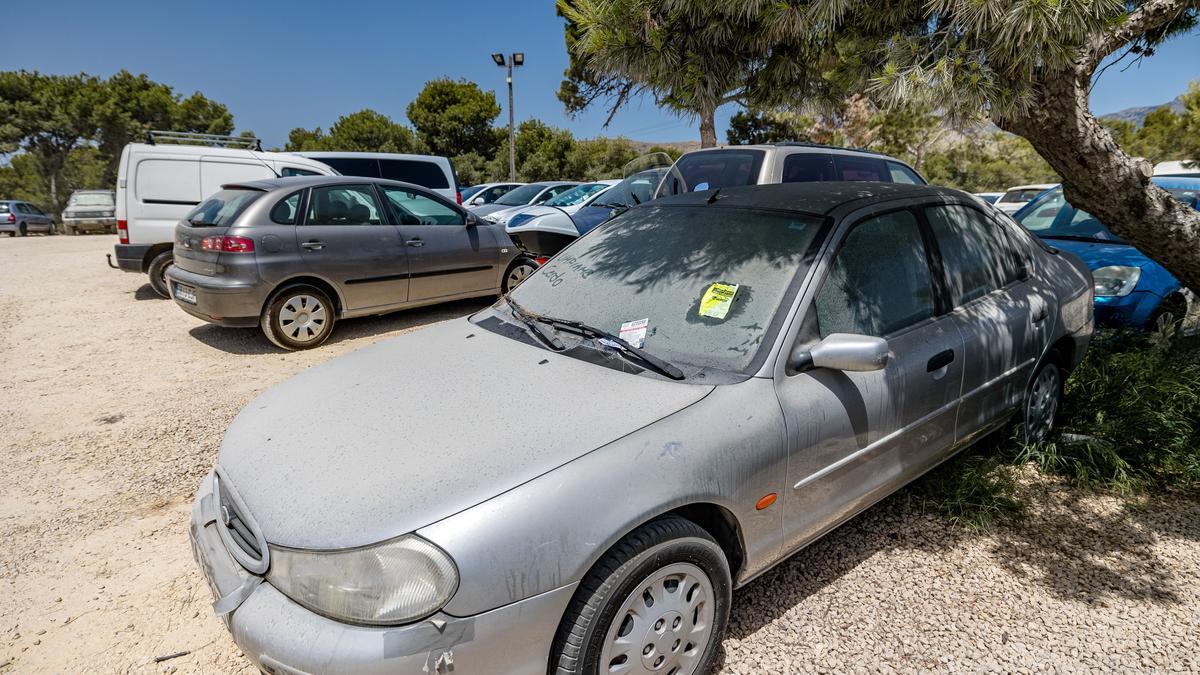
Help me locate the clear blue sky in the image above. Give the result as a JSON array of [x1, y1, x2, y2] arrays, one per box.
[[5, 0, 1198, 149]]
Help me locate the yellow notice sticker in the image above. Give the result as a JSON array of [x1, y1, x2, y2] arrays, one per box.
[[699, 283, 739, 319]]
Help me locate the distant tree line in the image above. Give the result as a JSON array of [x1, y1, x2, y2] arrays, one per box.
[[0, 70, 237, 215]]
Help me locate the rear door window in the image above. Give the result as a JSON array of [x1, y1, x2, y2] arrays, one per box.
[[925, 205, 1025, 306], [887, 161, 925, 184], [658, 150, 765, 196], [781, 153, 836, 183], [379, 160, 450, 189], [305, 185, 384, 225], [832, 155, 890, 182]]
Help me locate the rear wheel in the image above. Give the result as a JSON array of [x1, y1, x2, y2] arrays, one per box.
[[18, 224, 27, 237], [551, 517, 731, 675], [261, 285, 336, 351], [502, 256, 537, 294], [147, 251, 173, 298], [1022, 361, 1062, 445]]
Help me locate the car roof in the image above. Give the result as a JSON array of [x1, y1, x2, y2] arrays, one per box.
[[221, 175, 441, 193], [296, 151, 450, 164], [647, 181, 966, 217]]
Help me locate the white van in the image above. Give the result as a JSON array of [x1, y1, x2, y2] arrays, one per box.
[[111, 132, 336, 297]]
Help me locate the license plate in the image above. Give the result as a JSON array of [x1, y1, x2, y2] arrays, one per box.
[[174, 283, 197, 304]]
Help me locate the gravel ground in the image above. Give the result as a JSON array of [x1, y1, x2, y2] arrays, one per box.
[[1, 235, 1197, 673]]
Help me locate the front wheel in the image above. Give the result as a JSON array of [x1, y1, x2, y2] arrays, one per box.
[[551, 517, 731, 675], [261, 285, 336, 350], [147, 251, 173, 298], [502, 256, 538, 294]]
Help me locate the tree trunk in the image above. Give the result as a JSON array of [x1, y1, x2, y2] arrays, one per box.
[[699, 109, 718, 148], [997, 68, 1200, 293]]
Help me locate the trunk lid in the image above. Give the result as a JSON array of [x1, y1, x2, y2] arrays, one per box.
[[173, 221, 230, 276]]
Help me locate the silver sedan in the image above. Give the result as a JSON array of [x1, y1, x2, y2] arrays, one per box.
[[190, 182, 1094, 674]]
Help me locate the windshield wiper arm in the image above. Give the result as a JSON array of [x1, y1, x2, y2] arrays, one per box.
[[1040, 234, 1119, 244], [506, 298, 565, 351], [536, 317, 685, 380]]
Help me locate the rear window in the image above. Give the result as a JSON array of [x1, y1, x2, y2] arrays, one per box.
[[658, 150, 765, 196], [69, 193, 115, 206], [1000, 189, 1045, 203], [184, 189, 262, 227], [380, 159, 449, 189], [0, 204, 9, 213]]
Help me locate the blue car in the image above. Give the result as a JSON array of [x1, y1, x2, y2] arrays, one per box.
[[1013, 177, 1199, 328]]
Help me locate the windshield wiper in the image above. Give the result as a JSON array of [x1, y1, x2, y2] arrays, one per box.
[[1040, 234, 1121, 244], [536, 316, 686, 380], [506, 298, 565, 351]]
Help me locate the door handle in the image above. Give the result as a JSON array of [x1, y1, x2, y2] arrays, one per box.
[[927, 349, 955, 373], [301, 240, 325, 251], [406, 238, 424, 248]]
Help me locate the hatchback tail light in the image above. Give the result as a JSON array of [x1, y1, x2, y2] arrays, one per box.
[[117, 220, 129, 244], [201, 235, 255, 253], [4, 213, 15, 224], [535, 257, 549, 265], [456, 190, 463, 205]]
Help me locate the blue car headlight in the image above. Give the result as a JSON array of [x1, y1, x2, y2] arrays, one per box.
[[1093, 265, 1141, 297]]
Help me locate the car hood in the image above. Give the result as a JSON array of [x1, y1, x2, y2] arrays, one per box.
[[471, 202, 524, 217], [217, 317, 713, 549], [1041, 238, 1152, 271]]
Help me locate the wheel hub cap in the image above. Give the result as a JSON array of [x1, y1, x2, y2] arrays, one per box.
[[278, 295, 327, 343], [601, 562, 714, 675], [1026, 365, 1060, 444]]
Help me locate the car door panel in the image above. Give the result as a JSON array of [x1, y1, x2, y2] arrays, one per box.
[[296, 184, 409, 312]]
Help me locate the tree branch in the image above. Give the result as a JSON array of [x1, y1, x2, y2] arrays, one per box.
[[1085, 0, 1198, 74]]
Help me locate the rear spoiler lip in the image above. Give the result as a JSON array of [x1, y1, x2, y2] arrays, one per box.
[[218, 183, 270, 192]]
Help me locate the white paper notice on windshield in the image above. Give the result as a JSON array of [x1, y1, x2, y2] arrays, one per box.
[[619, 318, 649, 348]]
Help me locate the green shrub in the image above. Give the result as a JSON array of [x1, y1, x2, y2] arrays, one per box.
[[904, 443, 1024, 531]]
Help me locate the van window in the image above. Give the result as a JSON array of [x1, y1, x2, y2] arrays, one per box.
[[136, 159, 201, 204], [380, 160, 450, 189], [658, 150, 765, 196], [281, 167, 320, 177], [831, 155, 889, 182], [781, 153, 836, 182], [318, 157, 382, 178]]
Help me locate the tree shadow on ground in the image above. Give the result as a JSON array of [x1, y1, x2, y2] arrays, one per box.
[[713, 475, 1198, 668], [186, 297, 493, 355]]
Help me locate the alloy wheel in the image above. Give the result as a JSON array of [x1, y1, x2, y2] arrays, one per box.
[[599, 562, 716, 675], [278, 294, 328, 343], [1025, 364, 1061, 444]]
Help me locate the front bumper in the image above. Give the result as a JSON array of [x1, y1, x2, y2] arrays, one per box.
[[165, 265, 265, 328], [1094, 290, 1162, 328], [64, 216, 116, 231], [189, 471, 575, 674]]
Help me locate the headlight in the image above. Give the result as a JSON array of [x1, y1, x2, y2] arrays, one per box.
[[267, 534, 458, 625], [1093, 265, 1141, 297]]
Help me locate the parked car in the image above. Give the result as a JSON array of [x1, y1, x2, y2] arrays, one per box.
[[654, 142, 927, 199], [1012, 176, 1199, 329], [974, 191, 1004, 204], [0, 200, 55, 236], [993, 183, 1057, 214], [165, 176, 523, 350], [497, 181, 622, 287], [112, 132, 337, 297], [295, 152, 460, 204], [471, 181, 580, 220], [488, 180, 620, 229], [190, 181, 1093, 674], [62, 189, 117, 234], [566, 167, 672, 240], [1153, 160, 1200, 178], [461, 182, 525, 207]]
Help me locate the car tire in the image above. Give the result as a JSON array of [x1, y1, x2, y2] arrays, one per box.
[[1021, 360, 1062, 445], [147, 251, 173, 299], [18, 224, 27, 237], [261, 285, 336, 351], [1147, 294, 1188, 334], [502, 256, 538, 294], [550, 516, 731, 675]]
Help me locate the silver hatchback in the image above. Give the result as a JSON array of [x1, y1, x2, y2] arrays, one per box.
[[191, 182, 1093, 674]]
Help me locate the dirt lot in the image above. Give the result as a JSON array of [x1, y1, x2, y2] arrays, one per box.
[[2, 235, 1198, 673]]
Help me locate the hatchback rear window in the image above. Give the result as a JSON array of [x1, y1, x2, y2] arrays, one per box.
[[0, 204, 8, 213], [658, 150, 765, 196], [184, 189, 262, 227]]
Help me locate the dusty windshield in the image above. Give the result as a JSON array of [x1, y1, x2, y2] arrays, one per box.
[[508, 205, 824, 374], [69, 193, 114, 206]]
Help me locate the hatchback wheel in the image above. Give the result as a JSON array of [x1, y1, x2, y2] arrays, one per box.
[[551, 517, 730, 675], [1023, 361, 1061, 445], [503, 257, 537, 294], [18, 224, 27, 237], [261, 285, 336, 351]]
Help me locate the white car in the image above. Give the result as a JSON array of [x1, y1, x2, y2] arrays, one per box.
[[993, 183, 1058, 215], [488, 180, 619, 228], [1153, 160, 1200, 178], [973, 191, 1004, 205], [461, 182, 525, 208]]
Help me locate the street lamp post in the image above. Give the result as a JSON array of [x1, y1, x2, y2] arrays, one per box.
[[492, 52, 524, 182]]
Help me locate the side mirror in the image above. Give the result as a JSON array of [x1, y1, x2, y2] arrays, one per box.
[[465, 213, 480, 227], [469, 196, 483, 206], [789, 333, 890, 373]]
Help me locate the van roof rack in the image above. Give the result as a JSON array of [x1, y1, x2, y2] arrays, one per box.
[[772, 141, 884, 156], [145, 130, 263, 151]]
